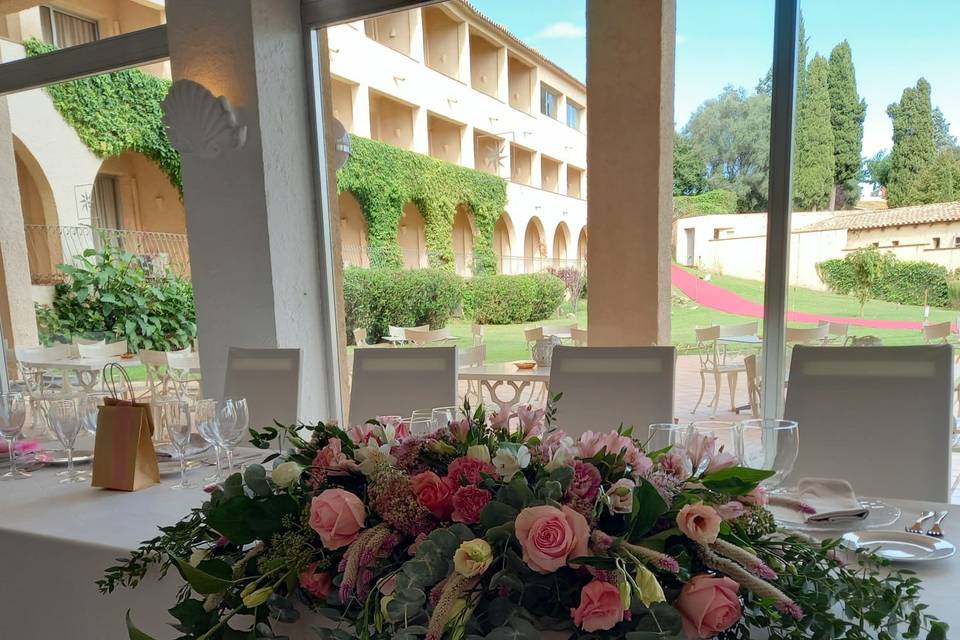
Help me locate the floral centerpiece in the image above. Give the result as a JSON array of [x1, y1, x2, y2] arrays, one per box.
[[103, 401, 948, 640]]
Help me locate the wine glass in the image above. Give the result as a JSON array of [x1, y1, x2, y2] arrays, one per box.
[[161, 400, 194, 490], [690, 420, 741, 457], [47, 398, 85, 484], [431, 406, 459, 434], [79, 392, 110, 437], [0, 393, 28, 481], [195, 399, 223, 482], [739, 419, 799, 490], [408, 418, 433, 437], [215, 398, 247, 475], [646, 423, 688, 452]]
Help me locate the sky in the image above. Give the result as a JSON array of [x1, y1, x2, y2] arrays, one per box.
[[471, 0, 960, 157]]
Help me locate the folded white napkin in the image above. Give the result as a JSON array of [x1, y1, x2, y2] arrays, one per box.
[[797, 477, 870, 523]]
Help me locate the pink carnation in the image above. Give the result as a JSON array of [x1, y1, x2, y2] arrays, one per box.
[[299, 562, 333, 600], [568, 461, 602, 503], [658, 452, 690, 478], [451, 485, 492, 524], [446, 456, 497, 486]]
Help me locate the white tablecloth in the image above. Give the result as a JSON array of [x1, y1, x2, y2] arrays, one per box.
[[2, 446, 958, 639]]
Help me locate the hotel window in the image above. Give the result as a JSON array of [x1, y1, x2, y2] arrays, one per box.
[[40, 6, 99, 48], [540, 84, 560, 119], [933, 237, 941, 248], [954, 237, 960, 248], [891, 240, 899, 247], [566, 100, 584, 130]]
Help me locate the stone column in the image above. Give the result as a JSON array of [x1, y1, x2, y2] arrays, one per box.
[[586, 0, 675, 346], [166, 0, 339, 422]]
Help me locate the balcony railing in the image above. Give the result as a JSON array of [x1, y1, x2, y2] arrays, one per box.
[[24, 224, 191, 284]]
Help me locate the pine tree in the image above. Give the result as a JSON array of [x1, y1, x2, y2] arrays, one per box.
[[933, 107, 958, 151], [792, 55, 835, 210], [886, 79, 936, 207], [795, 14, 808, 98], [827, 41, 865, 209]]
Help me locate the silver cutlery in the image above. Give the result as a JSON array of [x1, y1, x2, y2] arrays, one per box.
[[926, 511, 949, 537], [906, 511, 935, 534]]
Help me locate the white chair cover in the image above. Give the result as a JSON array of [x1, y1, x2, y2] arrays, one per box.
[[224, 348, 301, 437], [784, 345, 953, 501], [349, 347, 457, 425]]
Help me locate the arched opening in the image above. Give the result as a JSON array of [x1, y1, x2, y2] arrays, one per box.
[[339, 192, 369, 267], [493, 212, 516, 274], [452, 204, 476, 277], [96, 151, 185, 234], [552, 222, 570, 264], [577, 226, 588, 266], [398, 202, 428, 269], [523, 216, 546, 273], [12, 137, 59, 281]]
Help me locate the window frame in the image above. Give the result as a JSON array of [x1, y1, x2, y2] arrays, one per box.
[[540, 83, 560, 119], [40, 5, 101, 48], [566, 99, 583, 130]]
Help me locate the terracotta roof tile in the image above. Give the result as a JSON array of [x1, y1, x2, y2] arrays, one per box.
[[799, 201, 960, 232]]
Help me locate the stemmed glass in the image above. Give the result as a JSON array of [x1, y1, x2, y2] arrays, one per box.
[[161, 400, 194, 490], [689, 420, 741, 457], [739, 419, 799, 491], [0, 393, 28, 481], [431, 406, 459, 433], [646, 423, 688, 452], [195, 399, 223, 482], [215, 398, 247, 475], [409, 418, 433, 437], [79, 392, 110, 437], [47, 397, 85, 484]]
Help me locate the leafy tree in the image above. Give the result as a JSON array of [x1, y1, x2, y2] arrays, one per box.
[[915, 148, 960, 204], [865, 150, 892, 188], [846, 246, 889, 317], [933, 106, 958, 151], [886, 79, 937, 207], [793, 55, 835, 210], [827, 41, 865, 209], [673, 133, 707, 196]]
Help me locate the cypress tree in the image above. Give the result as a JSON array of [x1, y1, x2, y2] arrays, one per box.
[[827, 41, 865, 209], [793, 55, 835, 210], [886, 79, 936, 207]]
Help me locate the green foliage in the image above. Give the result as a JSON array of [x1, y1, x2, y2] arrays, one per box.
[[915, 148, 960, 205], [463, 273, 566, 325], [337, 136, 507, 272], [343, 267, 463, 343], [672, 189, 738, 218], [24, 39, 181, 192], [36, 243, 196, 351], [793, 55, 835, 210], [933, 106, 958, 152], [818, 249, 950, 309], [887, 78, 937, 208], [865, 150, 892, 188], [672, 133, 706, 196], [827, 41, 866, 208]]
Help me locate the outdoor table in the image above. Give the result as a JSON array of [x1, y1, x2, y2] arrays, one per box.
[[458, 362, 550, 414], [16, 354, 143, 393], [718, 334, 762, 345]]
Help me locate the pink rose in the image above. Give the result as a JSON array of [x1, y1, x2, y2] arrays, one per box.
[[676, 502, 722, 545], [677, 574, 742, 639], [448, 418, 470, 442], [568, 461, 602, 503], [742, 486, 769, 506], [411, 471, 455, 520], [309, 489, 365, 550], [706, 450, 738, 473], [571, 579, 626, 632], [451, 485, 492, 524], [299, 562, 334, 600], [446, 456, 497, 486], [313, 438, 357, 476], [716, 500, 746, 521], [516, 404, 546, 437], [515, 505, 590, 573]]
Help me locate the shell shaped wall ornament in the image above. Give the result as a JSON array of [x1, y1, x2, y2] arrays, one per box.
[[161, 79, 247, 159]]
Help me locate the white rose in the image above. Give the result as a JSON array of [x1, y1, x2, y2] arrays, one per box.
[[605, 478, 635, 514], [271, 461, 303, 489], [466, 444, 492, 464], [493, 444, 531, 480]]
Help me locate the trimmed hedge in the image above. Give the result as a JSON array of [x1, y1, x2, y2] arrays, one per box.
[[817, 256, 950, 307], [464, 273, 566, 325], [672, 189, 738, 218], [344, 268, 463, 343]]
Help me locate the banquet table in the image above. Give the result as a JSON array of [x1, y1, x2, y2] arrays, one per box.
[[17, 353, 144, 393], [4, 451, 960, 639], [458, 362, 550, 414]]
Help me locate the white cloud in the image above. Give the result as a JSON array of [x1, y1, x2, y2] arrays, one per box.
[[534, 22, 586, 39], [676, 34, 689, 45]]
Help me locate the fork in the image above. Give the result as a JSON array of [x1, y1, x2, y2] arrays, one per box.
[[926, 511, 949, 537], [906, 511, 935, 534]]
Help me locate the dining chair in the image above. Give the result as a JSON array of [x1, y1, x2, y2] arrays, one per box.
[[353, 328, 368, 347], [523, 326, 544, 354], [457, 344, 486, 404], [784, 345, 953, 502], [923, 321, 954, 345], [692, 325, 746, 414], [472, 324, 485, 346], [547, 346, 675, 438], [743, 354, 760, 418], [167, 349, 202, 400], [77, 339, 127, 359], [540, 323, 578, 340], [224, 348, 300, 437], [404, 327, 454, 346], [139, 349, 173, 402], [817, 321, 851, 346], [785, 324, 830, 345], [570, 327, 589, 346], [348, 346, 457, 425], [13, 345, 67, 427], [386, 325, 429, 345]]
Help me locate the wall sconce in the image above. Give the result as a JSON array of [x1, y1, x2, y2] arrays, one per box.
[[161, 79, 246, 159], [331, 118, 351, 170]]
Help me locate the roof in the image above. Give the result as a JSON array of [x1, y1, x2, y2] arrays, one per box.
[[454, 0, 587, 93], [799, 201, 960, 232]]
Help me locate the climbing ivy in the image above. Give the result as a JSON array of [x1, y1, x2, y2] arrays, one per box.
[[24, 38, 182, 191], [337, 135, 507, 273]]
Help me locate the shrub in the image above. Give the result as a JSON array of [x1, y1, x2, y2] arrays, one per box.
[[672, 189, 738, 217], [344, 267, 463, 343], [36, 244, 196, 351], [545, 266, 587, 313], [817, 252, 950, 308], [464, 273, 566, 324]]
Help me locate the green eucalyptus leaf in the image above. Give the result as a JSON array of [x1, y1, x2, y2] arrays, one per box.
[[497, 475, 535, 509]]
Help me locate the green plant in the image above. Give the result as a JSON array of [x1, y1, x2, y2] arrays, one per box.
[[947, 279, 960, 309], [672, 189, 738, 217], [344, 267, 463, 343], [817, 250, 950, 310], [464, 273, 566, 324], [845, 246, 888, 316], [35, 244, 196, 351]]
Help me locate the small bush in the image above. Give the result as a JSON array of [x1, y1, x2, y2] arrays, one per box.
[[817, 254, 950, 307], [344, 267, 463, 343], [673, 189, 738, 218], [464, 273, 566, 324]]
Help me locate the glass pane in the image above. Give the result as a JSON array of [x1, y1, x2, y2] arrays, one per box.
[[672, 1, 774, 419]]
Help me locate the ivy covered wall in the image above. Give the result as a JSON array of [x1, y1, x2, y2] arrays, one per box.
[[337, 136, 508, 273]]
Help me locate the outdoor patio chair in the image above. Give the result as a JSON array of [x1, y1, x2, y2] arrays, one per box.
[[570, 327, 589, 346], [785, 324, 829, 345], [784, 345, 953, 501], [523, 326, 544, 355], [691, 325, 747, 414], [167, 349, 202, 400], [385, 324, 429, 345], [348, 347, 457, 425], [13, 344, 68, 428], [742, 353, 760, 418], [404, 327, 455, 345], [353, 328, 368, 346], [457, 344, 486, 404], [547, 346, 675, 438], [817, 321, 851, 346], [923, 321, 954, 344], [77, 339, 127, 359], [224, 347, 300, 441], [139, 349, 175, 402], [472, 324, 485, 346]]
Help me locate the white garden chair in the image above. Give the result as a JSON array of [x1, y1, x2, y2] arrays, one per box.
[[692, 325, 749, 414], [458, 344, 486, 404], [404, 327, 455, 346], [349, 347, 457, 425], [224, 347, 300, 439]]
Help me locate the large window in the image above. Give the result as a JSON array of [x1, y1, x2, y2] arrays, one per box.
[[40, 6, 99, 48], [540, 83, 560, 119], [566, 99, 583, 130]]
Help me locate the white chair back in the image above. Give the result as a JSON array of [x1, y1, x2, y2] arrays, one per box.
[[547, 346, 675, 438], [349, 347, 457, 425], [784, 345, 953, 501], [353, 328, 368, 346], [785, 325, 829, 344], [139, 349, 170, 401], [16, 344, 68, 363], [923, 321, 952, 343], [458, 344, 486, 368], [570, 327, 588, 346], [404, 327, 452, 345], [541, 323, 578, 337], [78, 340, 127, 358], [224, 348, 301, 435], [719, 321, 758, 338]]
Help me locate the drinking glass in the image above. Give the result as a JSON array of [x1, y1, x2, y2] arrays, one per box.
[[215, 398, 247, 475], [409, 418, 433, 437], [689, 420, 741, 459], [47, 398, 85, 484], [410, 409, 433, 426], [195, 399, 223, 482], [646, 423, 688, 452], [431, 406, 459, 434], [739, 419, 799, 490], [80, 392, 110, 437], [161, 400, 194, 490], [0, 393, 28, 481]]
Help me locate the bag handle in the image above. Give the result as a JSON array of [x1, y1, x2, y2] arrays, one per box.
[[103, 362, 135, 402]]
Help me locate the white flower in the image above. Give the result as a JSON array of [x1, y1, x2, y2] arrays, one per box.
[[354, 442, 396, 476], [271, 461, 303, 489], [493, 444, 531, 479], [605, 478, 635, 514], [466, 444, 492, 464], [544, 436, 578, 472]]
